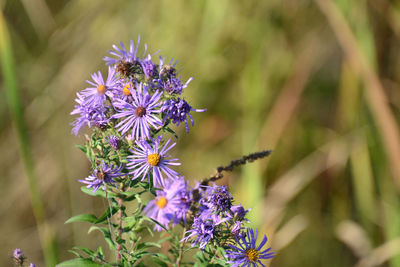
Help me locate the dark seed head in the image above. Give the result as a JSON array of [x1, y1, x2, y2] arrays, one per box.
[[135, 106, 146, 117], [116, 61, 134, 77]]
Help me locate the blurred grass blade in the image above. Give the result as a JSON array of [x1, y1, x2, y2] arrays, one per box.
[[350, 133, 376, 225], [314, 0, 400, 189], [0, 11, 57, 267], [263, 133, 351, 230]]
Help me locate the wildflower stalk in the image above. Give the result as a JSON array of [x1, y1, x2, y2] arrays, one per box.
[[62, 37, 274, 267], [176, 227, 187, 267]]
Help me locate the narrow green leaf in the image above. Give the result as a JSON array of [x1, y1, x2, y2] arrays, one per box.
[[151, 257, 168, 267], [56, 258, 105, 267], [65, 214, 98, 224], [88, 226, 116, 250], [95, 206, 119, 224]]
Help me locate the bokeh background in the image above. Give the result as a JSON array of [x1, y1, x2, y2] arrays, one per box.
[[1, 0, 400, 266]]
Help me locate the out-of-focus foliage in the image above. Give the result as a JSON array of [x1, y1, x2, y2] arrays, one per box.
[[1, 0, 400, 266]]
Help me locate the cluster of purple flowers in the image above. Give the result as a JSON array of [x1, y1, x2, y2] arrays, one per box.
[[143, 179, 274, 265], [72, 36, 204, 190], [71, 36, 204, 140], [70, 37, 273, 266]]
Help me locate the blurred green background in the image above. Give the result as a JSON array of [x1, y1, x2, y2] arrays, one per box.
[[1, 0, 400, 266]]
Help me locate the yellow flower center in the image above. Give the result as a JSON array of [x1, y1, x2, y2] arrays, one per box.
[[155, 196, 168, 209], [123, 83, 132, 96], [97, 84, 107, 95], [245, 248, 259, 262], [147, 153, 161, 166]]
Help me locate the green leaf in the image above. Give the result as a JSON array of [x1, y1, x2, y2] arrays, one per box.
[[151, 257, 168, 267], [65, 214, 98, 224], [164, 126, 178, 139], [56, 258, 106, 267], [71, 246, 95, 257], [81, 186, 118, 198], [88, 226, 116, 250], [95, 206, 119, 224], [75, 144, 87, 154]]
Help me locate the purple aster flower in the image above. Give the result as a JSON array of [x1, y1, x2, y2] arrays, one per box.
[[103, 36, 142, 66], [226, 228, 274, 267], [171, 176, 192, 222], [80, 67, 118, 107], [107, 135, 121, 150], [112, 83, 163, 140], [157, 76, 191, 95], [112, 80, 135, 102], [143, 176, 187, 231], [140, 56, 158, 80], [230, 204, 250, 221], [127, 136, 180, 187], [206, 185, 233, 213], [71, 93, 109, 135], [12, 248, 25, 265], [78, 161, 124, 192], [184, 218, 216, 249], [162, 98, 206, 132]]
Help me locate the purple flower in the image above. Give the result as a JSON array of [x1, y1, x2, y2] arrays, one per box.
[[107, 135, 121, 150], [71, 93, 109, 135], [156, 76, 191, 95], [206, 185, 233, 213], [29, 264, 37, 267], [12, 248, 25, 265], [80, 67, 118, 107], [127, 136, 180, 187], [140, 56, 158, 80], [230, 204, 250, 221], [143, 177, 188, 231], [104, 37, 142, 66], [170, 177, 192, 222], [112, 83, 163, 140], [226, 228, 274, 267], [162, 98, 206, 133], [112, 81, 135, 102], [184, 218, 216, 249], [78, 161, 124, 192]]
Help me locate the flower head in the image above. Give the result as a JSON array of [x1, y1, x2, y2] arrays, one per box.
[[80, 67, 118, 107], [71, 93, 109, 135], [12, 248, 25, 265], [78, 161, 124, 192], [143, 176, 188, 231], [112, 83, 162, 140], [162, 98, 206, 133], [127, 136, 180, 187], [184, 218, 216, 249], [206, 185, 233, 213], [107, 135, 121, 150], [226, 228, 274, 267], [140, 56, 158, 80], [104, 37, 142, 66]]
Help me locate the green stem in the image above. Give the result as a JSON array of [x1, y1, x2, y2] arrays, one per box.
[[0, 11, 57, 266]]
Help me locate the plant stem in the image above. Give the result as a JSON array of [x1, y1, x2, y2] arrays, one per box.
[[116, 197, 123, 262], [176, 227, 187, 267]]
